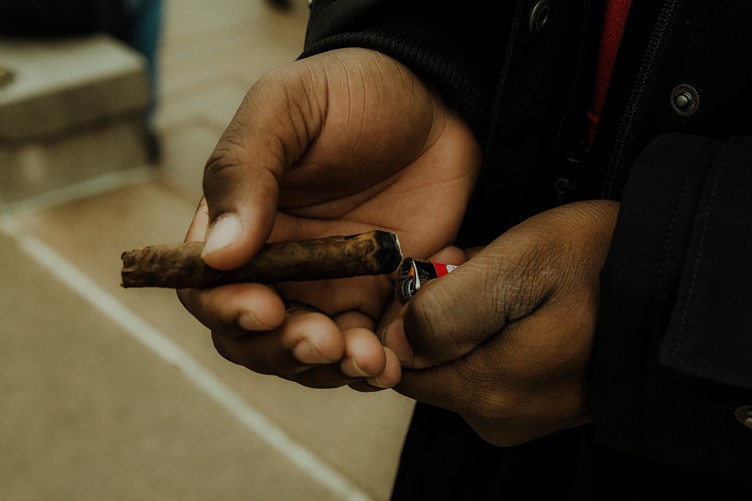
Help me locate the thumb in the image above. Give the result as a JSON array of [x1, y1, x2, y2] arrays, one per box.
[[383, 255, 511, 369], [377, 242, 503, 368], [200, 66, 319, 270], [383, 201, 620, 369]]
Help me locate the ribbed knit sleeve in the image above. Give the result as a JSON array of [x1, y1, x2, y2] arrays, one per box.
[[300, 0, 512, 140]]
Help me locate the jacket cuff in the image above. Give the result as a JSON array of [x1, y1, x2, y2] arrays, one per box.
[[301, 0, 505, 139]]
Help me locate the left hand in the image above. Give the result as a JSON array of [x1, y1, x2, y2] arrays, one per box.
[[176, 49, 482, 390], [379, 200, 620, 445]]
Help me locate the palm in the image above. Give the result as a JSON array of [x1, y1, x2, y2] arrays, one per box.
[[265, 49, 481, 319], [271, 49, 480, 253], [275, 110, 479, 257]]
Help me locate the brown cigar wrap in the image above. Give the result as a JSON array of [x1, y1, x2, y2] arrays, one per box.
[[120, 230, 403, 289]]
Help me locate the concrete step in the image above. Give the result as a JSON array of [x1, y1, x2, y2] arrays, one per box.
[[0, 34, 150, 205]]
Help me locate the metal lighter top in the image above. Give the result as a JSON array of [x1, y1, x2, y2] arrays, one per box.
[[395, 258, 458, 304]]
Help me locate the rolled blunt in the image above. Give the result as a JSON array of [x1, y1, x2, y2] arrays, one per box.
[[120, 230, 403, 289]]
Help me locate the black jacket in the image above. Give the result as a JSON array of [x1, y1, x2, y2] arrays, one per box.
[[302, 1, 752, 498], [0, 1, 129, 39]]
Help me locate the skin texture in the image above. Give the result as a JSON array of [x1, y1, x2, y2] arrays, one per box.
[[177, 47, 481, 389], [177, 46, 621, 445], [381, 199, 620, 445]]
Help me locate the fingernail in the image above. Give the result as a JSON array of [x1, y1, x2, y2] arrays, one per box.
[[341, 356, 371, 378], [202, 213, 242, 257], [383, 319, 412, 365], [293, 340, 333, 364], [238, 311, 268, 331], [367, 376, 392, 389]]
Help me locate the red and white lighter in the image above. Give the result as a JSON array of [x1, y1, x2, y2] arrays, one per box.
[[394, 258, 458, 304]]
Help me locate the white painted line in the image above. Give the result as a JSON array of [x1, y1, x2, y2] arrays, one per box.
[[1, 215, 373, 501]]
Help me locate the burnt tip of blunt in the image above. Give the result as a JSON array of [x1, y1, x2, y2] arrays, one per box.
[[371, 230, 404, 274]]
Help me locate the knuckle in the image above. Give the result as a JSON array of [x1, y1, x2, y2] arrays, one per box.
[[202, 146, 246, 199]]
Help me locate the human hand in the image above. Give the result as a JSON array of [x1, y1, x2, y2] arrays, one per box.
[[379, 200, 620, 444], [177, 48, 481, 389]]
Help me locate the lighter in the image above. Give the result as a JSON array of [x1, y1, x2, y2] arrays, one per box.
[[395, 258, 458, 304]]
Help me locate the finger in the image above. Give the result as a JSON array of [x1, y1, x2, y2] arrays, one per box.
[[331, 310, 375, 332], [388, 202, 618, 369], [383, 231, 557, 369], [200, 70, 318, 271], [177, 282, 286, 336], [339, 328, 387, 379], [281, 327, 390, 389], [428, 245, 467, 265], [282, 365, 360, 389], [366, 347, 402, 389], [383, 255, 508, 369], [348, 348, 402, 392], [277, 275, 393, 321], [282, 307, 347, 366], [286, 339, 404, 391], [465, 246, 484, 259], [212, 333, 240, 365], [213, 309, 345, 376], [375, 247, 468, 366]]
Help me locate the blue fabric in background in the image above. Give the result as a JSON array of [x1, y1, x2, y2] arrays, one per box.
[[123, 0, 163, 125]]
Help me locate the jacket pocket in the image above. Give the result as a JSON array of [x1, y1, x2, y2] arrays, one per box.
[[660, 135, 752, 391]]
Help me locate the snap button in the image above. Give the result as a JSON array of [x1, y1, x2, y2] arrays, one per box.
[[670, 84, 700, 116], [554, 177, 578, 194], [529, 0, 552, 35], [735, 406, 752, 430]]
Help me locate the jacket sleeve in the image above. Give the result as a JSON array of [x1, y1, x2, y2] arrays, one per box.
[[589, 132, 752, 484], [301, 0, 510, 141]]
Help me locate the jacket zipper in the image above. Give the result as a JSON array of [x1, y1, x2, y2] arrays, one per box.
[[545, 0, 592, 206], [601, 0, 679, 199]]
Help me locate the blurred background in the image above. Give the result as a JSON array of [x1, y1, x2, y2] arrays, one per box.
[[0, 1, 415, 500]]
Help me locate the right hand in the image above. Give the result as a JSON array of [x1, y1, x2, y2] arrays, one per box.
[[379, 201, 620, 444], [177, 48, 482, 389]]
